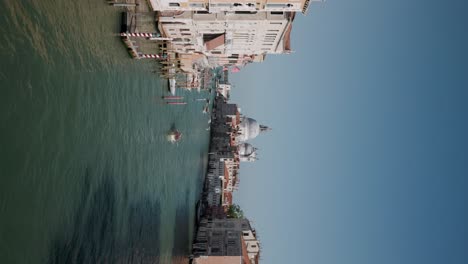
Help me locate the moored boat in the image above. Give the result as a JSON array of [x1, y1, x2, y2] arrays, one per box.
[[168, 64, 177, 95]]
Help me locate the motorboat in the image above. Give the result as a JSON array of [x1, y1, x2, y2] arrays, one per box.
[[168, 64, 176, 95], [169, 77, 176, 95], [202, 103, 209, 114], [167, 129, 182, 143]]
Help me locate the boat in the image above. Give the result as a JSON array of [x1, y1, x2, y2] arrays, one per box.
[[169, 78, 176, 95], [168, 64, 177, 95], [167, 129, 182, 143], [202, 103, 209, 114]]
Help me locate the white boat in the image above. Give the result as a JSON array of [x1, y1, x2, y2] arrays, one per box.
[[202, 103, 209, 114], [169, 78, 176, 95], [168, 64, 176, 95], [167, 129, 182, 143]]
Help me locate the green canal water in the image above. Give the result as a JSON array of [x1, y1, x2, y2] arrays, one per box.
[[0, 1, 211, 263]]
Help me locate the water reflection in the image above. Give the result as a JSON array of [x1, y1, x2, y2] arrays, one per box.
[[171, 191, 194, 264], [49, 171, 162, 264]]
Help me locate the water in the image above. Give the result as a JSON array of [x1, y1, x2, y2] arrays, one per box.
[[0, 1, 212, 263]]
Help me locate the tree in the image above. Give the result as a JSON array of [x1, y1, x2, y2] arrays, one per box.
[[226, 204, 244, 219]]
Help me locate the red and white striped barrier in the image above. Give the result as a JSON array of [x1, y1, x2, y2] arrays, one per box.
[[139, 54, 161, 59], [121, 32, 155, 38]]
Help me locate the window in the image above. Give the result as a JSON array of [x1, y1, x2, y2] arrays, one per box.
[[169, 2, 180, 7], [266, 3, 294, 8], [235, 11, 257, 14], [189, 3, 204, 8], [271, 11, 284, 15], [266, 3, 285, 8], [161, 21, 186, 25]]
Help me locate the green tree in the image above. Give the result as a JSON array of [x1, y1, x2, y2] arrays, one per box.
[[227, 204, 244, 219]]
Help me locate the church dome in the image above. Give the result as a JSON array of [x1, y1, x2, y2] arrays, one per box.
[[238, 143, 255, 156], [238, 143, 258, 162], [237, 117, 260, 142]]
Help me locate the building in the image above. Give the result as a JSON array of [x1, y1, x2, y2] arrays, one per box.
[[192, 218, 260, 264], [205, 97, 268, 207], [129, 0, 323, 76], [235, 116, 271, 143], [217, 83, 232, 100], [203, 96, 269, 215], [158, 11, 296, 67], [149, 0, 320, 14]]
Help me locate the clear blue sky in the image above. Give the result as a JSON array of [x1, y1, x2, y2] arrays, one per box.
[[231, 1, 468, 263]]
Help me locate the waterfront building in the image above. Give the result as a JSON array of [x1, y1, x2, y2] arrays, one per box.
[[126, 0, 323, 77], [149, 0, 320, 14], [217, 83, 232, 100], [205, 158, 224, 206], [204, 97, 268, 215], [192, 218, 260, 264], [205, 155, 239, 208], [158, 11, 295, 67]]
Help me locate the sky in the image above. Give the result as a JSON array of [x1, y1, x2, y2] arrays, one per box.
[[231, 1, 468, 264]]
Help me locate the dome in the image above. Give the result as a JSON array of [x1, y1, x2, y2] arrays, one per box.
[[238, 142, 258, 162], [236, 117, 260, 142], [238, 143, 255, 156]]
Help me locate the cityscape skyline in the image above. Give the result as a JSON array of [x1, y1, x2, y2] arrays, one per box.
[[0, 0, 467, 263]]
